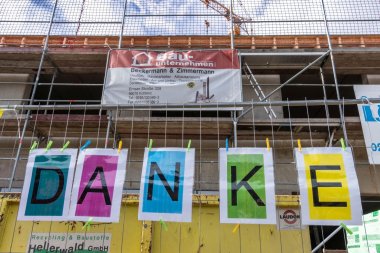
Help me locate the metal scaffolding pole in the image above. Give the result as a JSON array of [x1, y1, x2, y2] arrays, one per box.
[[319, 67, 330, 120], [105, 1, 128, 148], [233, 110, 238, 147], [104, 111, 112, 148], [236, 50, 331, 121], [321, 0, 349, 145], [118, 0, 128, 49], [45, 69, 58, 115], [2, 98, 380, 111], [311, 226, 343, 253], [103, 50, 112, 148], [7, 0, 59, 191], [230, 0, 234, 49]]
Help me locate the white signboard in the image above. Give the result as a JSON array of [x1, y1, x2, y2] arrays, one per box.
[[102, 50, 242, 106], [27, 233, 111, 252], [354, 85, 380, 164], [277, 208, 302, 230]]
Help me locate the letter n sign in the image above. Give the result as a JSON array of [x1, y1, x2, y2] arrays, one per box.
[[69, 149, 128, 222], [138, 148, 195, 222], [18, 149, 77, 221], [296, 148, 362, 225], [219, 148, 276, 224]]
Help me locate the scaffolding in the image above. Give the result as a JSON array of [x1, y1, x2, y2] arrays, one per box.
[[1, 0, 380, 252]]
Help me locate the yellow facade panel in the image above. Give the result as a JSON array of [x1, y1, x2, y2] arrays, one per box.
[[0, 195, 310, 253]]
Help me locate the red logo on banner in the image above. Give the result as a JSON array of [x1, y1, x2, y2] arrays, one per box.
[[281, 210, 299, 225]]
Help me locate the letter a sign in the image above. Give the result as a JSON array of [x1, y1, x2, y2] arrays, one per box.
[[296, 148, 362, 225], [69, 149, 127, 222], [138, 148, 195, 222], [219, 148, 276, 224], [18, 149, 77, 221]]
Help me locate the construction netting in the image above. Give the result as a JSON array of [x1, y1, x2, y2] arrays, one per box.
[[0, 0, 379, 36]]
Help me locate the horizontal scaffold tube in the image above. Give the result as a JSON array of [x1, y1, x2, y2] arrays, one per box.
[[0, 98, 379, 111]]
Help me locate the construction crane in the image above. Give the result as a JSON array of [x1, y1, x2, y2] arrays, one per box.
[[200, 0, 251, 35]]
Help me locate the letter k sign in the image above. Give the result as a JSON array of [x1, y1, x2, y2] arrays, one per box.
[[227, 154, 267, 219], [231, 165, 265, 206]]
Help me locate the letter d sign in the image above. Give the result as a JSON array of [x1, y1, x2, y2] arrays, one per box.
[[18, 149, 77, 221]]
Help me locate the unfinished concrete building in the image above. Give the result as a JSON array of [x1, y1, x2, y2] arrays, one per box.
[[0, 0, 380, 252]]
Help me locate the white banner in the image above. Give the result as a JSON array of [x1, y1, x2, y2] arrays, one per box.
[[102, 50, 242, 106], [296, 147, 362, 225], [138, 148, 195, 222], [18, 149, 77, 221], [27, 233, 111, 253], [354, 85, 380, 164], [69, 149, 128, 222], [219, 148, 276, 224]]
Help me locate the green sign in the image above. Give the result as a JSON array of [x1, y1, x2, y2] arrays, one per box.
[[227, 154, 266, 219], [219, 148, 276, 224], [347, 210, 380, 253]]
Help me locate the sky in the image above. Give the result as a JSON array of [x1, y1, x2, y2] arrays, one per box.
[[0, 0, 379, 36]]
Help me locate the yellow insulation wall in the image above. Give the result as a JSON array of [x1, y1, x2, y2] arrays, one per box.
[[0, 194, 310, 253]]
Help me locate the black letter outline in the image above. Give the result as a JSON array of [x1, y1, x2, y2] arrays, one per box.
[[231, 165, 265, 206], [77, 166, 111, 205], [310, 165, 347, 207], [147, 162, 180, 201], [31, 168, 64, 204]]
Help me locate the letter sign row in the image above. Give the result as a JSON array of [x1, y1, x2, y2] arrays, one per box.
[[19, 147, 362, 226], [221, 148, 362, 225], [19, 149, 128, 222]]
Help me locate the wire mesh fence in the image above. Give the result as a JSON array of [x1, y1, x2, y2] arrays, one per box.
[[0, 100, 374, 192], [0, 100, 378, 252], [1, 0, 380, 36], [323, 0, 380, 35]]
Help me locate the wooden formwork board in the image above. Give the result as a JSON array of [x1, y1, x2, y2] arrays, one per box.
[[1, 35, 380, 49]]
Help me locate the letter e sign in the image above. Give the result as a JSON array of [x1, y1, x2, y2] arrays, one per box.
[[296, 148, 362, 226]]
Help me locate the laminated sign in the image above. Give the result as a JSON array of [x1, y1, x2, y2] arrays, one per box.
[[18, 149, 77, 221], [219, 148, 276, 224], [138, 148, 195, 222], [354, 85, 380, 164], [102, 49, 242, 105], [346, 210, 380, 253], [296, 148, 362, 225], [69, 149, 127, 222]]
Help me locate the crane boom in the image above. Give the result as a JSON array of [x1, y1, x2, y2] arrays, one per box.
[[200, 0, 250, 34]]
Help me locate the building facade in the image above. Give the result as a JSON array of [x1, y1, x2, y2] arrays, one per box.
[[1, 0, 380, 252]]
